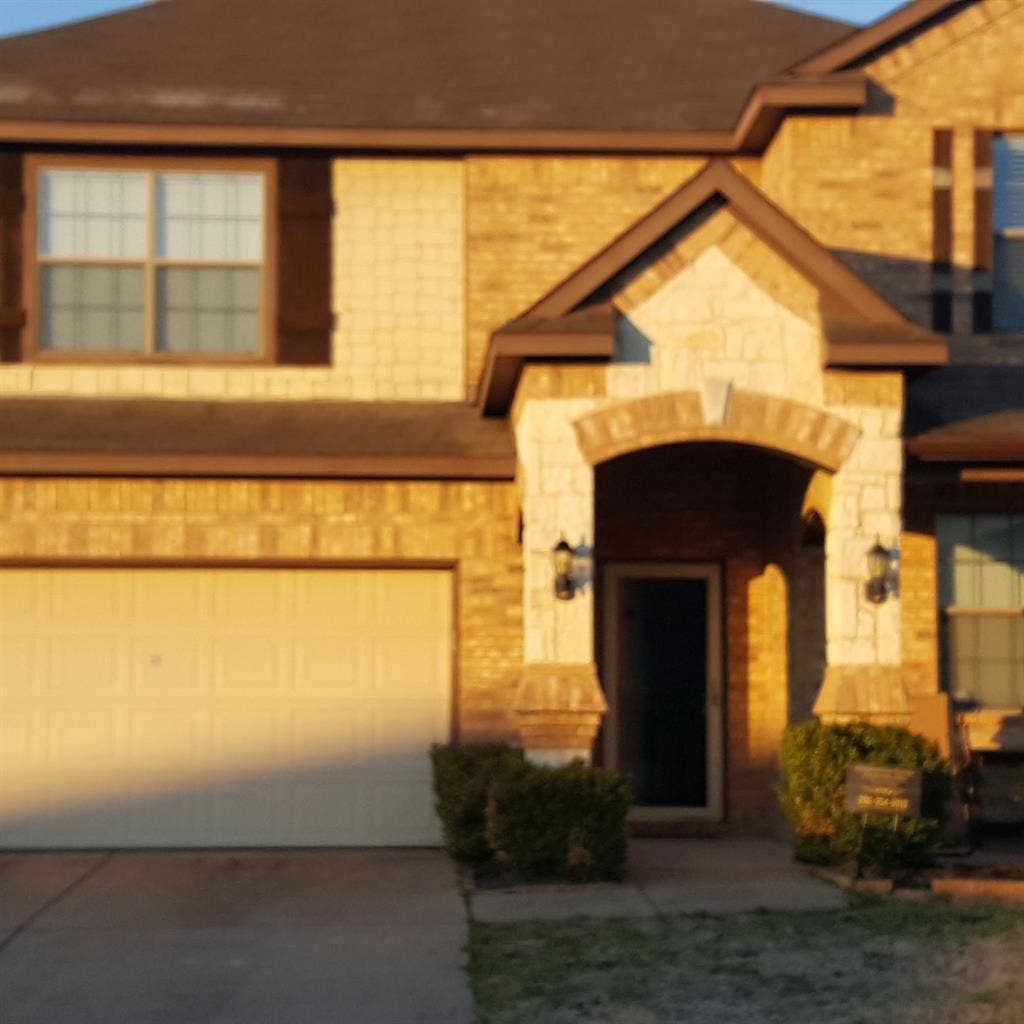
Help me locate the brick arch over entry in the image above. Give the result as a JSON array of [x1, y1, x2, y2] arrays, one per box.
[[572, 390, 861, 472]]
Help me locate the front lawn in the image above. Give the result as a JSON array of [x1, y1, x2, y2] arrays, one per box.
[[470, 897, 1024, 1024]]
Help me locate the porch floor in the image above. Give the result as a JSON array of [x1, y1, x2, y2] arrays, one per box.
[[470, 839, 843, 922]]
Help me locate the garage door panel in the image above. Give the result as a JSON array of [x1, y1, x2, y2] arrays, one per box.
[[0, 636, 43, 691], [50, 571, 125, 624], [371, 779, 441, 845], [129, 637, 203, 699], [210, 635, 285, 697], [50, 635, 123, 698], [290, 705, 374, 766], [1, 568, 452, 848], [130, 571, 207, 624], [370, 573, 450, 632], [293, 572, 374, 628], [0, 573, 49, 625], [293, 638, 372, 693], [372, 638, 449, 696], [123, 710, 206, 768], [212, 570, 292, 623]]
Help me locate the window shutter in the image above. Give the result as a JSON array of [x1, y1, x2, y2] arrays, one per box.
[[276, 157, 333, 365], [973, 130, 994, 331], [0, 152, 24, 362]]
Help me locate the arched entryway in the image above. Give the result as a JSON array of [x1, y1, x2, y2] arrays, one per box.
[[594, 442, 827, 836]]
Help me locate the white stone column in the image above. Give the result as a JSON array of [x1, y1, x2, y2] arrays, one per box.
[[513, 397, 606, 762], [817, 406, 909, 721]]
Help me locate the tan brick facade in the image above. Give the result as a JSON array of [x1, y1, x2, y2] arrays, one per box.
[[1, 1, 1021, 837]]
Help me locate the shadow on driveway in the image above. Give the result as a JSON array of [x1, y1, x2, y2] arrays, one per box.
[[0, 849, 471, 1024]]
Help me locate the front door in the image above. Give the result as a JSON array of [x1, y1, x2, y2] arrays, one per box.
[[603, 563, 723, 819]]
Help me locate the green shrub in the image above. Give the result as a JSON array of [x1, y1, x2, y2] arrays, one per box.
[[778, 720, 951, 876], [486, 760, 633, 882], [430, 743, 524, 863]]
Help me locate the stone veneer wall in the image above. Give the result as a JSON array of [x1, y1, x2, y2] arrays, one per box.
[[0, 159, 467, 401], [0, 477, 523, 741], [514, 212, 907, 697]]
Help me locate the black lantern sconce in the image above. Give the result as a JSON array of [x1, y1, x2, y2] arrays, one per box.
[[865, 537, 895, 604], [552, 537, 592, 600]]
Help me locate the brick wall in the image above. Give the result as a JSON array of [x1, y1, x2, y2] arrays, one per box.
[[761, 0, 1024, 346], [0, 477, 523, 740]]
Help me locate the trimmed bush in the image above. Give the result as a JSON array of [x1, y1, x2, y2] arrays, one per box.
[[430, 743, 524, 864], [778, 720, 951, 876], [486, 760, 633, 882]]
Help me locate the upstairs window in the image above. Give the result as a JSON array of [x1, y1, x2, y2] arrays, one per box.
[[993, 134, 1024, 332], [938, 515, 1024, 710], [30, 160, 272, 360]]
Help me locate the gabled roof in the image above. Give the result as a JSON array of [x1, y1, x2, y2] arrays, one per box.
[[480, 159, 947, 415], [0, 0, 859, 150], [791, 0, 971, 75]]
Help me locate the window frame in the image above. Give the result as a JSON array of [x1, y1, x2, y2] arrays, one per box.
[[22, 153, 278, 365], [936, 513, 1024, 713]]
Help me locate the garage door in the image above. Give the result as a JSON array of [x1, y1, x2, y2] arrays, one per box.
[[0, 568, 452, 848]]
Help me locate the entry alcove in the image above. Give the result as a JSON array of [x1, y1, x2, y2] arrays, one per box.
[[593, 441, 826, 836]]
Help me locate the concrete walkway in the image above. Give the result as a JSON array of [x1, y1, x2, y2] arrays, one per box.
[[471, 839, 844, 922], [0, 850, 472, 1024]]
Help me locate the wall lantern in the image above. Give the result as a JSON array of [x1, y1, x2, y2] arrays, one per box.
[[553, 537, 575, 600], [553, 537, 593, 600], [865, 537, 893, 604]]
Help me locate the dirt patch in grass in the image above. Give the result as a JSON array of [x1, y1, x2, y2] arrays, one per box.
[[469, 897, 1024, 1024]]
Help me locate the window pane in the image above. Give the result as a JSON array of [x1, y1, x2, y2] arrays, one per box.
[[40, 265, 144, 352], [994, 236, 1024, 333], [39, 170, 147, 259], [155, 173, 263, 261], [947, 614, 1024, 708], [156, 267, 260, 354], [993, 134, 1024, 232]]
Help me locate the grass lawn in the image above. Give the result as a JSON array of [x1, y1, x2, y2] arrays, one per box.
[[469, 896, 1024, 1024]]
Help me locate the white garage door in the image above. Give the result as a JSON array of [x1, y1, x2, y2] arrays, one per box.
[[0, 568, 452, 848]]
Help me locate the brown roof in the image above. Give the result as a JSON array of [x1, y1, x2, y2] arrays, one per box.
[[907, 411, 1024, 463], [0, 0, 851, 137], [480, 158, 947, 414], [0, 398, 516, 479]]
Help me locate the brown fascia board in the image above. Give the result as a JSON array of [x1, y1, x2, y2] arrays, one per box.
[[959, 468, 1024, 483], [791, 0, 970, 75], [480, 316, 616, 417], [731, 74, 867, 152], [906, 438, 1024, 462], [823, 317, 948, 366], [0, 77, 867, 155], [0, 451, 517, 480], [826, 339, 949, 366]]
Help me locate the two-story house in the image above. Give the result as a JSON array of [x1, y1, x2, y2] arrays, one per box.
[[0, 0, 1021, 849]]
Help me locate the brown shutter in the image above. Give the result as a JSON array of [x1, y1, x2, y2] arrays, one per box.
[[972, 129, 994, 333], [931, 128, 953, 332], [275, 156, 333, 365], [0, 152, 24, 362]]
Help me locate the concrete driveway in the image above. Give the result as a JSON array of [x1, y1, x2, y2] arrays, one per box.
[[0, 850, 472, 1024]]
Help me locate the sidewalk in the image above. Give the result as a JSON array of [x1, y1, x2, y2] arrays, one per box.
[[470, 839, 843, 922]]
